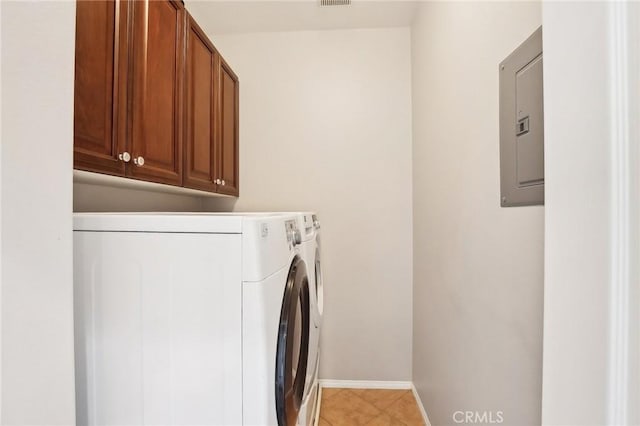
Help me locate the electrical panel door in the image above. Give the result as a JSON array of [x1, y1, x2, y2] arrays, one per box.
[[500, 26, 544, 207]]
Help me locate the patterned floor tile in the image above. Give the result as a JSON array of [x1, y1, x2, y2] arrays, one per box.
[[321, 387, 345, 401], [366, 412, 407, 426], [318, 388, 424, 426], [320, 389, 381, 426], [350, 389, 409, 410], [384, 392, 424, 425], [318, 415, 333, 426]]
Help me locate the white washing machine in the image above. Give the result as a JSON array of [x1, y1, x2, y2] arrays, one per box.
[[294, 213, 324, 426], [243, 215, 312, 426], [74, 213, 314, 426]]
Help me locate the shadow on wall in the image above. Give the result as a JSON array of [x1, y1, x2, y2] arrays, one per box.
[[201, 196, 238, 212], [73, 183, 238, 212]]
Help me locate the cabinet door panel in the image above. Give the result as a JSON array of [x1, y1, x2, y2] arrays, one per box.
[[217, 59, 239, 196], [129, 0, 184, 185], [74, 0, 128, 175], [184, 16, 218, 192]]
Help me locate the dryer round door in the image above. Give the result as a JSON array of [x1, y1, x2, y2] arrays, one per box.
[[276, 255, 310, 426]]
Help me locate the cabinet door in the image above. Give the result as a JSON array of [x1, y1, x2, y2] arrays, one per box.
[[217, 58, 240, 196], [183, 15, 218, 192], [129, 0, 184, 185], [74, 0, 129, 176]]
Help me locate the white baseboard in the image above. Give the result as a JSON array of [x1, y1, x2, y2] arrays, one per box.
[[411, 384, 432, 426], [319, 379, 412, 389]]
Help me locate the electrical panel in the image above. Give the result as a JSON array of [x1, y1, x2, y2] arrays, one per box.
[[499, 26, 544, 207]]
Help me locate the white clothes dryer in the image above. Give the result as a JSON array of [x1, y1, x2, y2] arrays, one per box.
[[293, 213, 324, 426], [73, 213, 313, 426]]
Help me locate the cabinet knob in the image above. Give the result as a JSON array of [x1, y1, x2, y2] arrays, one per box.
[[118, 152, 131, 163], [221, 180, 226, 186], [134, 156, 145, 166], [215, 179, 221, 185]]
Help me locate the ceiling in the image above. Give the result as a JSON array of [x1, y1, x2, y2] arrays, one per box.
[[186, 1, 419, 35]]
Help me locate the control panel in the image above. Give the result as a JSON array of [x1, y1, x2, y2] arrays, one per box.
[[285, 219, 301, 247]]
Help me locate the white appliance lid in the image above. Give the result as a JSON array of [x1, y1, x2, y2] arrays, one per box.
[[73, 213, 245, 233]]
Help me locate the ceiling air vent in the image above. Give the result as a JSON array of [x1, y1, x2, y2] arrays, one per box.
[[319, 0, 351, 6]]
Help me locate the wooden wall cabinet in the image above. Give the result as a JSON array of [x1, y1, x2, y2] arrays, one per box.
[[73, 0, 129, 176], [74, 0, 239, 197], [183, 14, 239, 197], [216, 58, 240, 197], [128, 0, 185, 186], [184, 15, 218, 193]]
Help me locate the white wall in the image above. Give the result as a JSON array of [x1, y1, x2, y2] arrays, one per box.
[[411, 2, 543, 425], [0, 3, 3, 418], [540, 4, 609, 423], [1, 2, 76, 424], [541, 3, 640, 424], [193, 27, 414, 381]]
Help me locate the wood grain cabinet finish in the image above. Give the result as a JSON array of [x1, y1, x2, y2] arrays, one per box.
[[217, 58, 240, 197], [73, 0, 239, 196], [73, 0, 129, 176], [184, 14, 218, 192], [128, 0, 185, 186]]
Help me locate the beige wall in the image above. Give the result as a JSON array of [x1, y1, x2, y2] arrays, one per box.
[[411, 2, 543, 425], [74, 183, 206, 212], [1, 2, 76, 423], [197, 27, 414, 381]]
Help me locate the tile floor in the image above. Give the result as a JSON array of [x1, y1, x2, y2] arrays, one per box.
[[318, 388, 425, 426]]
